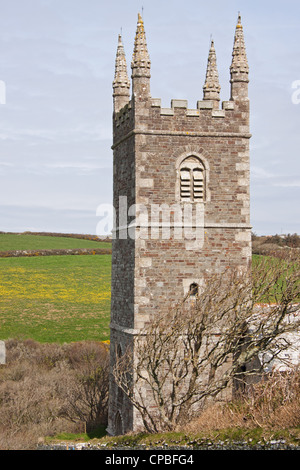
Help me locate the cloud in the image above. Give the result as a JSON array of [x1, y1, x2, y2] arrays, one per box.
[[273, 180, 300, 188], [45, 161, 110, 173], [0, 0, 299, 235], [251, 166, 275, 180]]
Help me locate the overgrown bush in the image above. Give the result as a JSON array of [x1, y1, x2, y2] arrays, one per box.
[[239, 366, 300, 428], [113, 253, 299, 433], [0, 339, 109, 450], [252, 233, 300, 256], [185, 366, 300, 433]]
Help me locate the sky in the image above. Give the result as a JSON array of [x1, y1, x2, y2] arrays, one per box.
[[0, 0, 299, 236]]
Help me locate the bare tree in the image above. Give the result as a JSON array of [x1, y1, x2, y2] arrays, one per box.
[[58, 342, 109, 431], [113, 252, 300, 433]]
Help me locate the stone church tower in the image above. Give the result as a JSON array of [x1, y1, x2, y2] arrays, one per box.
[[107, 13, 251, 435]]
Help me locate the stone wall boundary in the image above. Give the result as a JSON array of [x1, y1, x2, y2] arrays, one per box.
[[0, 248, 112, 258]]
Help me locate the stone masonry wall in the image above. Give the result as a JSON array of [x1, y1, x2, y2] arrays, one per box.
[[131, 96, 251, 331]]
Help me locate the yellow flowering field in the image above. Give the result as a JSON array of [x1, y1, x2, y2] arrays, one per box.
[[0, 255, 111, 343]]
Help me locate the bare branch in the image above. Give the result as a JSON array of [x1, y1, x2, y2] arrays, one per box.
[[113, 252, 300, 432]]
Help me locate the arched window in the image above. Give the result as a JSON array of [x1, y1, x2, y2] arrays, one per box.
[[179, 156, 205, 202]]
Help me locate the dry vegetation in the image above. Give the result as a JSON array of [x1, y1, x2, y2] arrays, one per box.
[[113, 252, 300, 433], [185, 366, 300, 434], [0, 339, 109, 450], [252, 232, 300, 256]]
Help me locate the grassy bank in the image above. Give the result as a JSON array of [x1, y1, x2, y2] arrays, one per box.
[[47, 425, 300, 450]]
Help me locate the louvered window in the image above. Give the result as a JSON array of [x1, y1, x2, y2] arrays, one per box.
[[180, 169, 191, 200], [193, 168, 204, 200], [179, 157, 205, 202]]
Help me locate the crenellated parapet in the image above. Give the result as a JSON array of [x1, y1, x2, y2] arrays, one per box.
[[147, 97, 249, 135], [151, 98, 235, 118], [113, 95, 250, 144]]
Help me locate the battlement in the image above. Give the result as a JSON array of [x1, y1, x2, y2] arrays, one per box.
[[113, 94, 249, 142], [151, 98, 235, 118], [113, 97, 241, 124], [114, 97, 235, 125]]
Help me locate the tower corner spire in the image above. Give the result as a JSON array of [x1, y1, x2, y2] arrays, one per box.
[[203, 39, 221, 107], [113, 33, 130, 113], [131, 12, 151, 99], [230, 13, 249, 100]]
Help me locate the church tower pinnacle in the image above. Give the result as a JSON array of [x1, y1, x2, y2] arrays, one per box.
[[203, 39, 221, 108], [113, 34, 130, 113], [131, 13, 151, 98], [230, 13, 249, 100]]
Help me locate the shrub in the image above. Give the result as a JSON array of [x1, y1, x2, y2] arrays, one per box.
[[185, 366, 300, 433], [0, 339, 109, 449]]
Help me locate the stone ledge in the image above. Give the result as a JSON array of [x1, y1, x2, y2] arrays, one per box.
[[212, 109, 225, 118], [112, 129, 252, 149], [197, 100, 214, 109], [171, 99, 188, 108], [109, 322, 139, 335], [186, 109, 200, 117], [151, 98, 161, 107], [151, 98, 236, 117], [160, 108, 174, 116], [222, 101, 235, 110]]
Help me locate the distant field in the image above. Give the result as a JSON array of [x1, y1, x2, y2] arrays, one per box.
[[0, 254, 111, 343], [0, 233, 110, 252], [0, 234, 297, 344]]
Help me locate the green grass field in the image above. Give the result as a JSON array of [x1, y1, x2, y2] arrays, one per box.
[[0, 233, 110, 251], [0, 234, 297, 344], [0, 254, 111, 343]]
